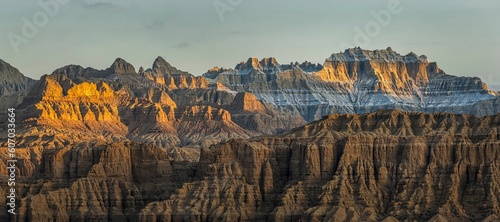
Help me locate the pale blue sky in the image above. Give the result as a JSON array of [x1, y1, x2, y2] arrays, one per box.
[[1, 0, 499, 88]]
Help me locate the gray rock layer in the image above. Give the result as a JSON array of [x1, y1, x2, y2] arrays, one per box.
[[203, 48, 500, 121]]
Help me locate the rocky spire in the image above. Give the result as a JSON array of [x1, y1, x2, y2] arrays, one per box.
[[259, 57, 279, 67], [108, 58, 136, 74], [236, 57, 261, 70], [152, 56, 185, 75]]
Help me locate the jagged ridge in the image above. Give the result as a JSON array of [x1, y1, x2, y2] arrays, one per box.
[[7, 57, 305, 150], [203, 47, 500, 121], [2, 110, 498, 221], [139, 110, 500, 221]]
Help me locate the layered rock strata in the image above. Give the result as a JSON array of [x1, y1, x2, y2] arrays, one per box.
[[203, 47, 500, 121]]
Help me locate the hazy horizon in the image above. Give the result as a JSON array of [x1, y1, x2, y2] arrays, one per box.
[[1, 0, 499, 89]]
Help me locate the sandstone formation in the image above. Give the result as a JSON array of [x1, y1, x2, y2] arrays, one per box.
[[0, 141, 180, 222], [1, 49, 500, 221], [203, 47, 500, 121], [139, 110, 500, 221], [21, 74, 128, 137], [3, 57, 305, 150], [1, 110, 499, 221]]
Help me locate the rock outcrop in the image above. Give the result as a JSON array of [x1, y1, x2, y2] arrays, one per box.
[[0, 59, 36, 123], [1, 105, 500, 221], [175, 105, 258, 147], [226, 92, 307, 135], [139, 110, 500, 221], [203, 47, 500, 121], [20, 74, 128, 137], [227, 92, 265, 113], [2, 57, 305, 150], [0, 59, 36, 96], [140, 56, 208, 89], [107, 58, 137, 74], [0, 142, 180, 222], [2, 50, 500, 221]]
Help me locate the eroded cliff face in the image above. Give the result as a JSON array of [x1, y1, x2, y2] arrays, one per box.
[[1, 109, 499, 221], [3, 57, 305, 151], [203, 48, 500, 121], [226, 92, 306, 135], [1, 52, 500, 221], [139, 110, 500, 222], [0, 141, 180, 222], [20, 75, 128, 137]]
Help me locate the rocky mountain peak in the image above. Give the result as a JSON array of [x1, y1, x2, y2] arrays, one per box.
[[152, 56, 173, 70], [260, 57, 279, 67], [203, 66, 231, 79], [207, 66, 229, 73], [205, 48, 496, 121], [234, 57, 282, 73], [328, 47, 431, 64], [150, 56, 188, 76], [108, 58, 136, 74], [0, 59, 24, 78], [51, 65, 87, 76], [0, 59, 36, 96], [236, 57, 260, 70], [404, 51, 429, 63]]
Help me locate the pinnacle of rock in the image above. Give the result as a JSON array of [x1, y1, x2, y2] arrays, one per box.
[[108, 58, 136, 74]]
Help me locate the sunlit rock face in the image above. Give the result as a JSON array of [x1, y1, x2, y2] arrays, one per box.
[[203, 47, 500, 121], [1, 51, 500, 221], [2, 57, 305, 150], [21, 74, 128, 136]]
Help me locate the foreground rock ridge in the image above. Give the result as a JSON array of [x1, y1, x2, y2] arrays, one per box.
[[0, 110, 499, 221], [203, 47, 500, 121], [0, 48, 499, 221]]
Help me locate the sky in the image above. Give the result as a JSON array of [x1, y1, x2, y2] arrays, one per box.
[[1, 0, 500, 89]]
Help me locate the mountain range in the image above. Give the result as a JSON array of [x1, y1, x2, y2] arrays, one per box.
[[0, 48, 500, 221], [203, 47, 500, 121]]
